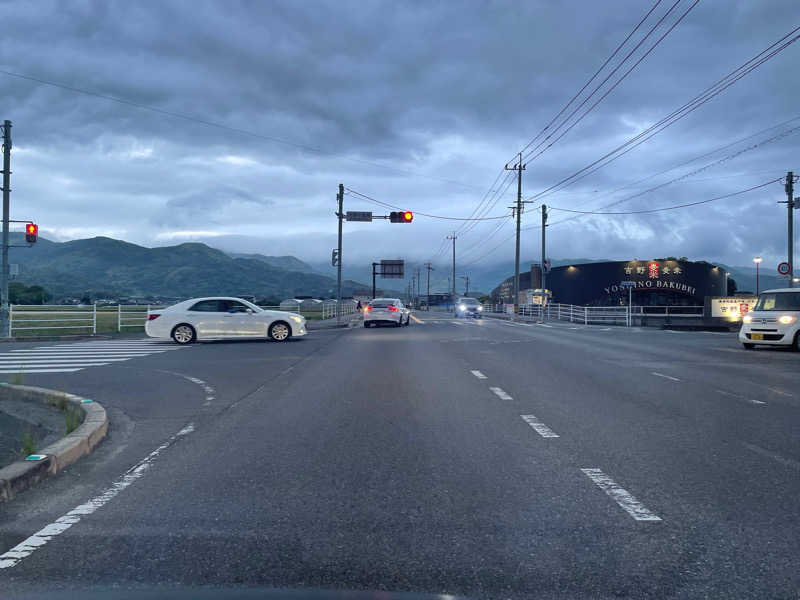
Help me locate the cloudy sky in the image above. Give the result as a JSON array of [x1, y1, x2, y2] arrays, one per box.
[[1, 0, 798, 281]]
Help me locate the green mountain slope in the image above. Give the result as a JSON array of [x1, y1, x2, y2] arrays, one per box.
[[228, 253, 315, 273], [8, 235, 369, 299]]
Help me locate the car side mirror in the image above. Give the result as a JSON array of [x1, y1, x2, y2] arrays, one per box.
[[246, 308, 254, 314]]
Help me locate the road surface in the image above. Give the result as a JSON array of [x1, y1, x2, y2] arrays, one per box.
[[1, 315, 798, 599]]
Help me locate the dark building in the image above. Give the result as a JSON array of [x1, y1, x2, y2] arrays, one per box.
[[491, 259, 727, 306]]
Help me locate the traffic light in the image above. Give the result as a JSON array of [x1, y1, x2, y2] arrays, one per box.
[[25, 222, 38, 244], [389, 211, 413, 223]]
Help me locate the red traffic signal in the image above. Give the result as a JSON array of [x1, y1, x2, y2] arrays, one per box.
[[25, 222, 38, 244], [389, 211, 414, 223]]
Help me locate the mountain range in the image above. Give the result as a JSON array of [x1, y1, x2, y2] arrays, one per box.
[[8, 235, 374, 300]]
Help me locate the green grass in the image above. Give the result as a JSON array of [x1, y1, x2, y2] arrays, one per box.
[[21, 431, 36, 456], [65, 410, 81, 434]]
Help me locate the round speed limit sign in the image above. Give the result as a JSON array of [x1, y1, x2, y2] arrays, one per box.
[[778, 261, 791, 275]]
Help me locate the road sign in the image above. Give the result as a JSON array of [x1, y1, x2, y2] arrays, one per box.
[[778, 261, 791, 275], [380, 259, 404, 278], [619, 281, 635, 288], [543, 260, 551, 273], [331, 249, 339, 266], [346, 211, 372, 222]]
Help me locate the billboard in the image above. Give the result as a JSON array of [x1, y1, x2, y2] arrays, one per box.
[[709, 296, 758, 319]]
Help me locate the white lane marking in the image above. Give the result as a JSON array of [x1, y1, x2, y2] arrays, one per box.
[[489, 387, 513, 400], [538, 324, 554, 328], [0, 368, 83, 373], [581, 468, 662, 522], [470, 370, 487, 379], [0, 422, 195, 570], [766, 387, 792, 397], [520, 414, 559, 438], [0, 358, 127, 363], [743, 442, 800, 470], [651, 372, 681, 382], [714, 389, 766, 405], [157, 370, 217, 407], [569, 327, 581, 330]]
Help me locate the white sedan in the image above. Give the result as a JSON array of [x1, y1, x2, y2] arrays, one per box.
[[145, 297, 307, 344]]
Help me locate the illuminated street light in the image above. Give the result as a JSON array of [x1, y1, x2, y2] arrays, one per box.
[[753, 256, 763, 294]]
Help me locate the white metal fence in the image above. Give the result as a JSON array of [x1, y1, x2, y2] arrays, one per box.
[[9, 304, 97, 336], [481, 303, 705, 326]]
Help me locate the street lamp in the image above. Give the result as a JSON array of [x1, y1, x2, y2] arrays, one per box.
[[753, 256, 763, 295]]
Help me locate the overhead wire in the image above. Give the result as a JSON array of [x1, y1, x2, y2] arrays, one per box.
[[527, 25, 800, 203], [512, 0, 666, 164], [344, 188, 511, 221], [522, 0, 699, 164]]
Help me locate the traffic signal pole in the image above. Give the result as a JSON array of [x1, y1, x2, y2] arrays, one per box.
[[424, 262, 433, 310], [336, 183, 343, 325], [447, 233, 457, 300], [1, 121, 11, 338]]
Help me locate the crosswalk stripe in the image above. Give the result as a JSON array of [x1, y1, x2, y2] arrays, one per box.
[[0, 338, 185, 375], [0, 368, 83, 373]]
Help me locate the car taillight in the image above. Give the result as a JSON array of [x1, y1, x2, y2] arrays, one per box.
[[147, 314, 161, 321], [364, 306, 371, 312], [388, 306, 398, 312]]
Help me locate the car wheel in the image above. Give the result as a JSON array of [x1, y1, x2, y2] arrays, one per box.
[[742, 343, 755, 350], [269, 321, 291, 342], [793, 332, 800, 352], [405, 316, 411, 326], [364, 322, 371, 328], [171, 324, 196, 345]]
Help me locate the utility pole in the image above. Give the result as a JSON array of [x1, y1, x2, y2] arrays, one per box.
[[447, 233, 457, 299], [1, 121, 11, 338], [424, 262, 433, 310], [785, 172, 797, 287], [336, 183, 343, 325], [505, 153, 526, 316], [416, 267, 421, 309], [460, 275, 470, 296], [541, 204, 548, 293]]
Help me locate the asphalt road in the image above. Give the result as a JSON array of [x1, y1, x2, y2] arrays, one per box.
[[1, 315, 799, 599]]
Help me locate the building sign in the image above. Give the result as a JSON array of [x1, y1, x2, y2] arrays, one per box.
[[605, 260, 696, 296], [710, 296, 758, 319]]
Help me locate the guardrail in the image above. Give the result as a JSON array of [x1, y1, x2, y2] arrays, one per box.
[[481, 302, 705, 326]]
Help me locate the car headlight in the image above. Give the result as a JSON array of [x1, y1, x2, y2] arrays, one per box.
[[477, 306, 483, 311], [289, 315, 303, 324], [742, 315, 752, 324], [458, 305, 466, 310], [778, 315, 796, 325]]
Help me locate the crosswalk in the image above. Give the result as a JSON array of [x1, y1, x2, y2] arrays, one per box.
[[0, 339, 183, 373]]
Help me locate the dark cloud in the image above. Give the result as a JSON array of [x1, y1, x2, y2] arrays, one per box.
[[0, 0, 795, 279]]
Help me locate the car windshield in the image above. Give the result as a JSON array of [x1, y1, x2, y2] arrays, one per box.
[[754, 292, 800, 311], [460, 299, 479, 305], [369, 301, 394, 308]]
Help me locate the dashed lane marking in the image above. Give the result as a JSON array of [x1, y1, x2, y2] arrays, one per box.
[[651, 372, 681, 382], [0, 422, 196, 569], [743, 442, 800, 470], [766, 387, 793, 397], [581, 468, 662, 522], [520, 414, 559, 438], [489, 387, 513, 400], [470, 370, 487, 379], [715, 389, 766, 405]]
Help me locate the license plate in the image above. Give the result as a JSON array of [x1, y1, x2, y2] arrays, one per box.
[[751, 333, 764, 341]]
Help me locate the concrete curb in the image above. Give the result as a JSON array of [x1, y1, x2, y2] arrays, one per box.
[[0, 385, 108, 503], [306, 315, 362, 330], [0, 334, 113, 343]]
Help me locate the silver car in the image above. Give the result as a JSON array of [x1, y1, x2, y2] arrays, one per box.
[[364, 298, 410, 328]]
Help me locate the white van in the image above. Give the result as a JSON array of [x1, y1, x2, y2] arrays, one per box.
[[739, 288, 800, 350]]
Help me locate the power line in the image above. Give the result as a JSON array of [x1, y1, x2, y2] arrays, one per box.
[[546, 178, 780, 215], [513, 0, 666, 163], [522, 0, 699, 164], [526, 25, 800, 203], [344, 188, 511, 221]]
